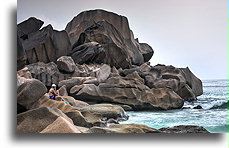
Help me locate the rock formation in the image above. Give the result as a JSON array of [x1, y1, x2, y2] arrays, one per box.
[[17, 107, 81, 133], [17, 17, 44, 39], [87, 123, 160, 133], [120, 63, 202, 102], [26, 61, 111, 87], [70, 72, 184, 110], [17, 17, 44, 70], [17, 35, 26, 71], [16, 9, 205, 133], [65, 9, 154, 68], [16, 79, 130, 132], [17, 18, 71, 67], [159, 125, 209, 133], [22, 25, 71, 64], [57, 56, 76, 73], [17, 79, 47, 110]]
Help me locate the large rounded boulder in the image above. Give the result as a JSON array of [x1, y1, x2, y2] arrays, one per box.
[[17, 107, 81, 133], [65, 9, 154, 68], [17, 79, 47, 109], [57, 56, 76, 73]]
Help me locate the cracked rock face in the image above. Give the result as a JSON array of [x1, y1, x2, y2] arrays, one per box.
[[70, 72, 184, 110], [120, 63, 203, 102], [22, 25, 71, 64], [17, 10, 154, 70], [66, 9, 154, 68], [17, 17, 44, 40]]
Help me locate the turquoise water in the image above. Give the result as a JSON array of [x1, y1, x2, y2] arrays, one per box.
[[121, 79, 228, 133]]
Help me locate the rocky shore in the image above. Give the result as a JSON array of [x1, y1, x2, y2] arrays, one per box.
[[17, 9, 208, 133]]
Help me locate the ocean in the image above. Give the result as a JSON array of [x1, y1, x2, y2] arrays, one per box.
[[121, 79, 228, 133]]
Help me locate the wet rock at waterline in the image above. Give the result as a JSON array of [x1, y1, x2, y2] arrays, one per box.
[[159, 125, 209, 133]]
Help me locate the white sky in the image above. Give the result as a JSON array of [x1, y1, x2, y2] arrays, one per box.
[[17, 0, 228, 79]]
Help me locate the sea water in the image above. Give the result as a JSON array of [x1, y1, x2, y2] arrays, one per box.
[[121, 79, 228, 133]]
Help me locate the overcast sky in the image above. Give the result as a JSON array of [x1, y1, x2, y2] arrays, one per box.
[[17, 0, 227, 80]]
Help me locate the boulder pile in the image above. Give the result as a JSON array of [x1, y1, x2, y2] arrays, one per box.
[[17, 9, 205, 133]]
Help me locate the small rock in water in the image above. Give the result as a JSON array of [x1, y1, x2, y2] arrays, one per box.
[[193, 105, 203, 109], [182, 107, 191, 109], [159, 125, 209, 133]]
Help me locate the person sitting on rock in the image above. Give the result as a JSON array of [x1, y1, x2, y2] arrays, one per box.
[[49, 84, 64, 101]]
